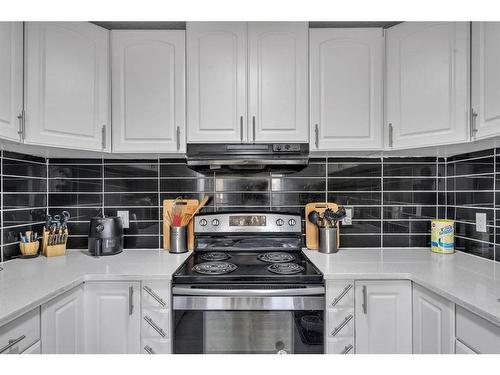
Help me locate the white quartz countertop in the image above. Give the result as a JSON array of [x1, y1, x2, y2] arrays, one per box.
[[0, 250, 190, 326], [304, 248, 500, 325]]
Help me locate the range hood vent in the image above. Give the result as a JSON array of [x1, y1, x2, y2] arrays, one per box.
[[186, 143, 309, 174]]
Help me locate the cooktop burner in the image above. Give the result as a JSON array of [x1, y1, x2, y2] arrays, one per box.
[[257, 252, 296, 263], [267, 263, 305, 275], [193, 261, 238, 275], [199, 252, 230, 261]]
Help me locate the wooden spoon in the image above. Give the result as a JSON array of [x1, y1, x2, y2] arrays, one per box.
[[185, 196, 210, 225]]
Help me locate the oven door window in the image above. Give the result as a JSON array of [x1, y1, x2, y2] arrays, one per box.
[[173, 310, 323, 354]]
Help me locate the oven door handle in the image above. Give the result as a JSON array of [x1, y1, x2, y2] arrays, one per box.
[[172, 286, 325, 296]]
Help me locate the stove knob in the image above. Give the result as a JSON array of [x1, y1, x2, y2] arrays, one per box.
[[199, 219, 207, 227], [288, 219, 296, 226], [212, 219, 220, 226], [276, 218, 284, 226]]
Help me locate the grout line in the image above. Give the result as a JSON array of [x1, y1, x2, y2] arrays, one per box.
[[494, 152, 497, 262], [157, 157, 161, 249], [1, 150, 3, 263], [380, 156, 384, 247]]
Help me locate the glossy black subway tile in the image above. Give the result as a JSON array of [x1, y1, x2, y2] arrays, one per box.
[[383, 163, 436, 177], [328, 163, 381, 178], [328, 178, 381, 191], [105, 178, 158, 193], [49, 193, 102, 208], [271, 178, 325, 192], [3, 158, 47, 178], [455, 237, 494, 260], [3, 177, 47, 193], [340, 234, 381, 248], [107, 207, 160, 221], [161, 178, 213, 192], [327, 192, 381, 206], [383, 234, 430, 247], [49, 164, 102, 179], [383, 178, 437, 191], [104, 163, 158, 178], [3, 193, 47, 209], [104, 192, 158, 207], [216, 177, 269, 192], [49, 178, 102, 193]]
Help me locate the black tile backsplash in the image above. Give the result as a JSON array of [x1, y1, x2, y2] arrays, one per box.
[[1, 149, 500, 263]]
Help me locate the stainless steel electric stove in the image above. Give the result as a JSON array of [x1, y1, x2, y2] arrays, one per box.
[[172, 212, 325, 354]]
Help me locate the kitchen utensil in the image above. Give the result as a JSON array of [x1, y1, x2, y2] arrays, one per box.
[[171, 196, 184, 226], [305, 202, 340, 250], [318, 227, 338, 254], [88, 216, 124, 256], [169, 226, 187, 254], [183, 196, 210, 226], [163, 199, 199, 251], [307, 210, 320, 226]]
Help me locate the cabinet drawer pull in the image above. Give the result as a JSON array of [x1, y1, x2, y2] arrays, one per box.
[[471, 110, 478, 138], [144, 315, 166, 338], [252, 116, 256, 143], [0, 334, 26, 354], [314, 124, 319, 148], [17, 112, 24, 141], [341, 344, 353, 354], [143, 286, 166, 307], [101, 125, 106, 150], [144, 345, 155, 354], [176, 126, 181, 150], [362, 285, 368, 314], [331, 284, 353, 307], [240, 116, 244, 142], [330, 314, 353, 337], [388, 123, 393, 148], [129, 286, 134, 315]]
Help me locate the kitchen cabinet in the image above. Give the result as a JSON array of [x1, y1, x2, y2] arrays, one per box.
[[141, 280, 172, 354], [248, 22, 308, 143], [24, 22, 110, 152], [111, 30, 186, 153], [355, 280, 412, 354], [412, 284, 454, 354], [386, 22, 469, 149], [187, 22, 308, 144], [21, 340, 41, 354], [455, 339, 477, 354], [0, 22, 23, 142], [84, 281, 140, 354], [325, 280, 355, 354], [455, 305, 500, 354], [0, 308, 40, 354], [310, 28, 383, 151], [41, 284, 84, 354], [186, 22, 247, 143], [471, 22, 500, 140]]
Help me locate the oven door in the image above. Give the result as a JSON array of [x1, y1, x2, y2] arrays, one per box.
[[172, 286, 324, 354]]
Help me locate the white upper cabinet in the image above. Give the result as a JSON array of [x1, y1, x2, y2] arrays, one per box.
[[386, 22, 469, 149], [310, 28, 383, 151], [355, 280, 412, 354], [111, 30, 185, 153], [0, 22, 23, 142], [248, 22, 308, 143], [24, 22, 110, 152], [471, 22, 500, 140], [187, 22, 247, 143]]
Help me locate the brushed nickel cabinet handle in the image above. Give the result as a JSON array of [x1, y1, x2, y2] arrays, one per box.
[[101, 125, 106, 150], [252, 116, 256, 143], [341, 344, 353, 354], [240, 116, 244, 142], [129, 286, 134, 315], [314, 124, 319, 148], [0, 334, 26, 353], [144, 345, 155, 354], [362, 285, 368, 314], [17, 112, 24, 141], [388, 123, 394, 148], [176, 126, 181, 150], [144, 315, 166, 338], [330, 314, 354, 336], [331, 284, 353, 307], [143, 285, 166, 307], [471, 110, 478, 138]]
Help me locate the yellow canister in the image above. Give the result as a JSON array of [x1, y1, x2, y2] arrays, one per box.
[[431, 219, 455, 254]]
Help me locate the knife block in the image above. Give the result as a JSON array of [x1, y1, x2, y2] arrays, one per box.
[[42, 228, 68, 257]]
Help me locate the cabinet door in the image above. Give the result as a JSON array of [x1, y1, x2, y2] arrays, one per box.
[[41, 285, 84, 354], [310, 28, 383, 150], [21, 341, 41, 354], [84, 282, 140, 354], [413, 284, 454, 354], [0, 22, 23, 142], [112, 30, 185, 153], [471, 22, 500, 140], [25, 22, 110, 151], [248, 22, 308, 143], [355, 280, 412, 354], [386, 22, 469, 149], [455, 340, 477, 354], [187, 22, 247, 143]]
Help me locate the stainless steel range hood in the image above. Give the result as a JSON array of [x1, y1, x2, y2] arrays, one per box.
[[186, 143, 309, 173]]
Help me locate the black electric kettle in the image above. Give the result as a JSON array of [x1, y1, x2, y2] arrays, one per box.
[[88, 213, 124, 256]]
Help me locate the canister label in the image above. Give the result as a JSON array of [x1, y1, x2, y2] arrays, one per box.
[[431, 220, 454, 254]]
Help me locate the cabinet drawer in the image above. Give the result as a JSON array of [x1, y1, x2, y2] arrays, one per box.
[[326, 281, 354, 309], [142, 281, 170, 309], [0, 308, 40, 354], [21, 340, 41, 354], [142, 338, 171, 354], [142, 310, 169, 339], [456, 306, 500, 354], [326, 337, 354, 354], [327, 309, 354, 338], [455, 339, 477, 354]]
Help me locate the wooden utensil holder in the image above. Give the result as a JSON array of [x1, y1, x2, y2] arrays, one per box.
[[42, 229, 68, 257], [19, 241, 40, 256]]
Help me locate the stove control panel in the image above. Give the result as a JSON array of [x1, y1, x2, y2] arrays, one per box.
[[194, 213, 302, 234]]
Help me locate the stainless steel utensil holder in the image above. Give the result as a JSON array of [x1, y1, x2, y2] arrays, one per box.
[[169, 226, 187, 253], [318, 227, 338, 254]]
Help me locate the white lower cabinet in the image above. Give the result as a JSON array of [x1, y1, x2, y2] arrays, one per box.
[[141, 280, 171, 354], [0, 308, 40, 354], [455, 306, 500, 354], [41, 284, 84, 354], [22, 340, 41, 354], [412, 284, 455, 354], [84, 281, 141, 354], [325, 280, 355, 354], [354, 280, 412, 354]]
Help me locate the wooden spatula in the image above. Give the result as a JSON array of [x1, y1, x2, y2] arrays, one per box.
[[183, 196, 210, 226]]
